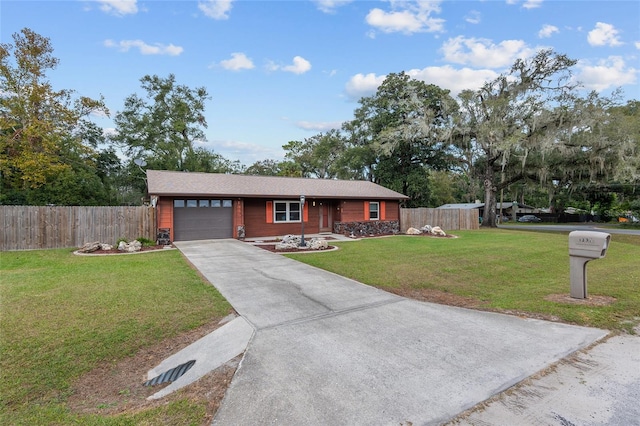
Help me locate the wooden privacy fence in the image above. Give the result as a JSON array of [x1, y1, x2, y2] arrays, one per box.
[[0, 206, 156, 251], [400, 208, 479, 232]]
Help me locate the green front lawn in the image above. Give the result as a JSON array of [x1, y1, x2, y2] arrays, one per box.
[[288, 229, 640, 332], [0, 249, 231, 425], [2, 230, 638, 424]]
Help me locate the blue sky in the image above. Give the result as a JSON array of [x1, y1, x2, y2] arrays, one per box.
[[2, 0, 639, 165]]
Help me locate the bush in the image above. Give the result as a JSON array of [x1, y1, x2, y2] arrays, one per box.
[[136, 237, 156, 247]]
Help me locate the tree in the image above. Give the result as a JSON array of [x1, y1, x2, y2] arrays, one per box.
[[454, 50, 586, 227], [0, 28, 109, 204], [342, 72, 457, 206], [112, 74, 211, 172], [282, 129, 345, 179], [545, 96, 640, 218], [245, 159, 283, 176]]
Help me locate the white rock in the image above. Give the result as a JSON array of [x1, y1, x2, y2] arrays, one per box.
[[406, 227, 422, 235], [79, 241, 100, 253], [118, 240, 142, 252], [309, 238, 328, 250], [431, 226, 446, 236]]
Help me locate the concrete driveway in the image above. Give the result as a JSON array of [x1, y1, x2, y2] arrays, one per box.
[[174, 239, 607, 425]]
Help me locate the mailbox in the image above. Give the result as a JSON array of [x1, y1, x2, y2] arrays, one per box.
[[569, 231, 610, 259], [568, 231, 611, 299]]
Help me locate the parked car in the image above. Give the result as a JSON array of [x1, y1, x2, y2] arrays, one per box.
[[518, 215, 542, 223]]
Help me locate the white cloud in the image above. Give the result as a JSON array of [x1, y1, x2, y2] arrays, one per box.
[[365, 0, 445, 35], [104, 39, 183, 56], [312, 0, 353, 14], [271, 56, 312, 74], [198, 0, 234, 20], [218, 52, 254, 71], [344, 65, 499, 101], [102, 127, 118, 137], [344, 73, 387, 100], [96, 0, 138, 16], [506, 0, 543, 9], [522, 0, 543, 9], [576, 56, 637, 91], [588, 22, 623, 47], [406, 66, 499, 95], [295, 121, 343, 131], [538, 24, 559, 39], [440, 36, 535, 68], [465, 10, 481, 25], [636, 41, 640, 50], [209, 139, 283, 163]]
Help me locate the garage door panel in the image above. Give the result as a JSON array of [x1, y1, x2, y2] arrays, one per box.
[[174, 203, 233, 240]]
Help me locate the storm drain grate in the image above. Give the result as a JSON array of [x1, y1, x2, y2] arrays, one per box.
[[144, 360, 196, 386]]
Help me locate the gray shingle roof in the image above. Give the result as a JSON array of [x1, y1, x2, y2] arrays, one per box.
[[437, 203, 484, 209], [147, 170, 409, 200]]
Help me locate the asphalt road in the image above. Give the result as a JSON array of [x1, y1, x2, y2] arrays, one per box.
[[499, 223, 640, 236]]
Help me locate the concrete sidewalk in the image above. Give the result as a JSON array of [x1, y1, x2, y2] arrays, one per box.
[[172, 239, 611, 425]]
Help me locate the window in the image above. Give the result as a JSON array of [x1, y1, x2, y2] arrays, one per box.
[[222, 200, 232, 208], [274, 201, 301, 223], [369, 202, 379, 220], [199, 200, 209, 207], [211, 200, 221, 207], [186, 200, 198, 208], [174, 200, 185, 208]]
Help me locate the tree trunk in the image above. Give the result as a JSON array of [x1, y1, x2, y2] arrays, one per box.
[[482, 174, 498, 228]]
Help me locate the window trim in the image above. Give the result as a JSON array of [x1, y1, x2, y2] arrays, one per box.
[[273, 200, 302, 223], [369, 201, 380, 220]]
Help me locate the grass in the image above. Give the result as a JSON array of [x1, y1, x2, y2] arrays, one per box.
[[287, 229, 640, 333], [0, 248, 231, 425], [2, 230, 638, 423]]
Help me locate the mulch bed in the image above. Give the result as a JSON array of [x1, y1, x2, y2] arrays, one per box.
[[254, 244, 337, 253], [77, 245, 173, 255]]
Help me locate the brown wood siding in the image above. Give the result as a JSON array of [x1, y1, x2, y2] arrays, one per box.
[[337, 200, 400, 223], [338, 200, 364, 222], [244, 198, 321, 238], [384, 201, 400, 220]]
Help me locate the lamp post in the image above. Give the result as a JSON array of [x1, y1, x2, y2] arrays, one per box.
[[299, 195, 306, 247]]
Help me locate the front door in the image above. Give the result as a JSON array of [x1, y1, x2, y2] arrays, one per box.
[[319, 202, 332, 233]]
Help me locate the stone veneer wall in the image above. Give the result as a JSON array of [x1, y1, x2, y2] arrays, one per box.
[[333, 220, 400, 236]]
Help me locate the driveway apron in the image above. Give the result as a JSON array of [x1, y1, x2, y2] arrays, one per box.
[[174, 239, 607, 425]]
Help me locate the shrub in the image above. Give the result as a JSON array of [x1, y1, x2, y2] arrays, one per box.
[[136, 237, 156, 247]]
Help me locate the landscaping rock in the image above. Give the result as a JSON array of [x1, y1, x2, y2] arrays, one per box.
[[420, 225, 433, 233], [308, 238, 328, 250], [406, 227, 422, 235], [276, 235, 301, 250], [79, 241, 101, 253], [275, 236, 329, 251], [281, 234, 299, 244], [334, 220, 400, 236], [118, 240, 142, 252], [99, 243, 113, 251], [431, 226, 446, 236]]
